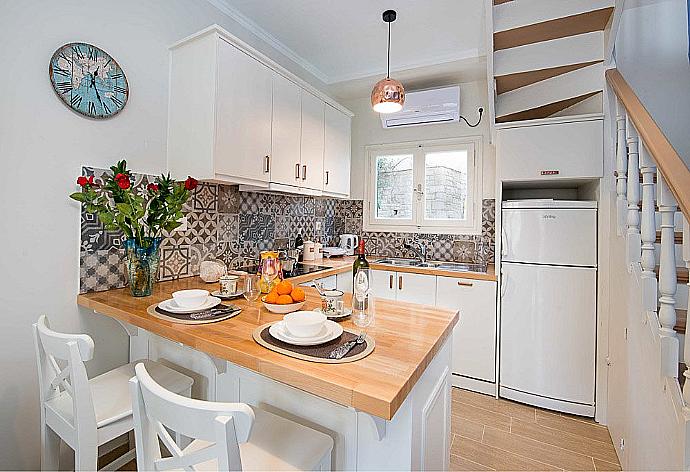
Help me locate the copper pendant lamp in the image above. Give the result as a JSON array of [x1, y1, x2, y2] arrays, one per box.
[[371, 10, 405, 113]]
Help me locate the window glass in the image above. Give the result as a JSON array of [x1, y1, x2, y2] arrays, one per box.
[[375, 154, 413, 219], [424, 150, 468, 220]]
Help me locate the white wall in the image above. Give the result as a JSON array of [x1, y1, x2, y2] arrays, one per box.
[[615, 0, 690, 165], [0, 1, 323, 469], [343, 80, 496, 202]]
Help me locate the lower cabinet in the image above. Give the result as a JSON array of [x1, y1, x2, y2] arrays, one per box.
[[300, 274, 337, 290], [436, 276, 497, 392], [371, 269, 437, 305]]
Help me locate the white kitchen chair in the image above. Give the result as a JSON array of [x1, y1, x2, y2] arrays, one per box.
[[130, 362, 334, 471], [32, 315, 194, 471]]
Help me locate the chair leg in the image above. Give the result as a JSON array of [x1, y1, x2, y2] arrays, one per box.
[[74, 444, 98, 471], [41, 423, 60, 471]]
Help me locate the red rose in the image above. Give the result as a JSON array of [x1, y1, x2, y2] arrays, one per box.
[[117, 177, 131, 189], [147, 183, 159, 192], [77, 176, 88, 187], [184, 176, 198, 191], [115, 173, 126, 181]]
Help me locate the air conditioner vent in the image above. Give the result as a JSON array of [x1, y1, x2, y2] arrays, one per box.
[[380, 86, 460, 129]]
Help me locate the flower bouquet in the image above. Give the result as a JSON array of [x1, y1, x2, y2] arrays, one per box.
[[71, 160, 197, 296]]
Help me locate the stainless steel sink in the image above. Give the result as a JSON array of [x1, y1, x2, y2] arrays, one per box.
[[374, 258, 486, 273], [436, 262, 487, 273], [374, 258, 423, 267]]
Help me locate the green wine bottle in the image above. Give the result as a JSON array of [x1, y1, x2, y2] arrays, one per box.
[[352, 240, 369, 309]]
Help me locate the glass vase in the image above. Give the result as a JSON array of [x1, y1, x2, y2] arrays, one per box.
[[124, 237, 161, 297]]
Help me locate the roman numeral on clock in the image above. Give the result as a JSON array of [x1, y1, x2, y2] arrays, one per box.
[[88, 101, 96, 115], [70, 94, 82, 108], [58, 52, 72, 64], [103, 102, 111, 114], [52, 65, 69, 77], [72, 45, 84, 59], [88, 47, 96, 60], [110, 73, 123, 79], [111, 95, 123, 107], [56, 81, 72, 94], [114, 85, 127, 94]]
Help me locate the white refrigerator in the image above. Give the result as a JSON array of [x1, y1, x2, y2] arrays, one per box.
[[500, 200, 597, 417]]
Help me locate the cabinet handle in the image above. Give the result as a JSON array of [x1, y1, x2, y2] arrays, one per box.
[[264, 155, 270, 174], [398, 275, 403, 290], [325, 170, 329, 185], [302, 165, 307, 180], [389, 274, 393, 289], [295, 163, 301, 179], [457, 281, 474, 287]]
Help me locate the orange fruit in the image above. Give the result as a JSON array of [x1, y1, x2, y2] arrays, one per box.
[[276, 280, 293, 295], [276, 294, 294, 305], [264, 291, 279, 304], [290, 287, 306, 302]]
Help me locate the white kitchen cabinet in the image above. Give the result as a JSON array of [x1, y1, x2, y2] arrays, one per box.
[[270, 73, 302, 187], [323, 105, 352, 197], [497, 116, 603, 181], [436, 277, 497, 390], [372, 270, 436, 305], [300, 91, 325, 191]]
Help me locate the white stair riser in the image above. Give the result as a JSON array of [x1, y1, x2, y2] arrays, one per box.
[[496, 63, 603, 118], [494, 31, 604, 77], [494, 0, 614, 33]]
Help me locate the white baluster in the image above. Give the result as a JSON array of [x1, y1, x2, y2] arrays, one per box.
[[626, 116, 641, 267], [682, 217, 690, 402], [639, 142, 657, 312], [658, 172, 679, 377], [615, 99, 628, 236]]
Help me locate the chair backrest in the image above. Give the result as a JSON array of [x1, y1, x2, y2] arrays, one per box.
[[130, 362, 255, 471], [32, 315, 97, 436]]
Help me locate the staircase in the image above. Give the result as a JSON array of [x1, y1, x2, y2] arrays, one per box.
[[487, 0, 614, 124]]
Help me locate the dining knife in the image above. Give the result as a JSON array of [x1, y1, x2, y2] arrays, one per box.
[[328, 333, 366, 359]]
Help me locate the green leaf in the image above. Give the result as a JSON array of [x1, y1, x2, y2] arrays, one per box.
[[70, 192, 87, 202], [164, 221, 182, 232], [115, 203, 133, 216]]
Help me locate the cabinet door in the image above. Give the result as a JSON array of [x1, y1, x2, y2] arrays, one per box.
[[436, 277, 497, 382], [215, 39, 272, 184], [271, 73, 302, 187], [397, 273, 437, 305], [324, 105, 351, 196], [371, 269, 397, 300], [299, 91, 325, 191]]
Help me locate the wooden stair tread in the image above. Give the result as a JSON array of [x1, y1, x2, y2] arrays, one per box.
[[495, 91, 599, 123], [494, 0, 513, 4], [655, 266, 689, 284], [494, 7, 614, 51], [655, 231, 683, 245], [495, 61, 602, 94]]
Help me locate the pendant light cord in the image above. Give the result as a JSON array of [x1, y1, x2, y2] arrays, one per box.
[[387, 22, 391, 78]]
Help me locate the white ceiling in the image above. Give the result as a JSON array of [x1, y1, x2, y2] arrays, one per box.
[[211, 0, 487, 87]]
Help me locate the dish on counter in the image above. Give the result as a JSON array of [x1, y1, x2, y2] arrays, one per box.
[[211, 289, 243, 299], [269, 320, 343, 346], [158, 296, 222, 314]]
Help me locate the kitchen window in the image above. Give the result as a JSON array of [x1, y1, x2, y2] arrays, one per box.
[[364, 137, 482, 233]]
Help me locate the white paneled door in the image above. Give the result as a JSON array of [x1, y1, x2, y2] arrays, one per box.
[[300, 91, 325, 191], [270, 73, 302, 187]]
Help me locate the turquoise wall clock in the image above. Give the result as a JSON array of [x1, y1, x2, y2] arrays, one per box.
[[49, 43, 129, 119]]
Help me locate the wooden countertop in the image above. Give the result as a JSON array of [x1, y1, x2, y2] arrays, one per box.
[[77, 279, 458, 420], [296, 257, 497, 283]]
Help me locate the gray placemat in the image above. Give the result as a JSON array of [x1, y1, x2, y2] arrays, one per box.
[[252, 322, 375, 364], [147, 303, 241, 324]]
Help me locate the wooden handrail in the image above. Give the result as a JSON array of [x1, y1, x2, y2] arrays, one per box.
[[606, 68, 690, 220]]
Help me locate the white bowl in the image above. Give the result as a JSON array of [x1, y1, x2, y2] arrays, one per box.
[[261, 297, 306, 314], [172, 289, 210, 308], [283, 311, 327, 338]]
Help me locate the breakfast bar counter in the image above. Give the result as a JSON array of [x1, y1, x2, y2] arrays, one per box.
[[78, 277, 458, 470]]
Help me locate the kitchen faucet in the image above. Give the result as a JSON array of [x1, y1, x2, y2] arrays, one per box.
[[404, 239, 427, 263]]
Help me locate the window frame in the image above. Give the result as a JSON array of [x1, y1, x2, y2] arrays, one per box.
[[364, 136, 483, 235]]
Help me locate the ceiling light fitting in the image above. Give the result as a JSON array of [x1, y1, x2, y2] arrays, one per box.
[[371, 9, 405, 114]]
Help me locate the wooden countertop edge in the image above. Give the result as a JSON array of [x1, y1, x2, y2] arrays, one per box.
[[76, 293, 458, 419]]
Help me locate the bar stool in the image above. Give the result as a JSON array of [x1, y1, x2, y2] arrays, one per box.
[[32, 315, 194, 470], [130, 362, 334, 471]]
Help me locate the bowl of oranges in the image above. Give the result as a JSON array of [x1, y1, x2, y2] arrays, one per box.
[[261, 280, 307, 314]]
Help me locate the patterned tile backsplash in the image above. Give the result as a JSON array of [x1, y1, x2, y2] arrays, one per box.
[[78, 167, 495, 293]]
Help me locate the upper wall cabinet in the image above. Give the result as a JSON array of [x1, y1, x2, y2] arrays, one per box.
[[167, 25, 354, 196]]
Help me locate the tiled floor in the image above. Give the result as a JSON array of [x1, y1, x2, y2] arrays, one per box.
[[105, 387, 622, 471], [450, 388, 622, 471]]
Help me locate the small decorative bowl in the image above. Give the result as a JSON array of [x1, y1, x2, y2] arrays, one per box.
[[172, 289, 210, 308], [261, 297, 306, 314]]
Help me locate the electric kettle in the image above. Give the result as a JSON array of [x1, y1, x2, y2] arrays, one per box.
[[339, 234, 359, 255]]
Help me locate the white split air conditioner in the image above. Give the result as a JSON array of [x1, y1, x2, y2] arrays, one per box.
[[380, 86, 460, 128]]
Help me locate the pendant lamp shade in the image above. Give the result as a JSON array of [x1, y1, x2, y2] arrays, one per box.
[[371, 10, 405, 114]]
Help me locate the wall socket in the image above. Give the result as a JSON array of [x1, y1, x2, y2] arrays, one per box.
[[315, 220, 322, 231], [174, 216, 188, 232]]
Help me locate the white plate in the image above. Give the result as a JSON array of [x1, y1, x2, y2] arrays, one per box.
[[211, 290, 243, 299], [261, 298, 306, 314], [269, 320, 343, 346], [313, 307, 352, 319], [158, 296, 222, 314]]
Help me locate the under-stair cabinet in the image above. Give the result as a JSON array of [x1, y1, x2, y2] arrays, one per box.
[[167, 25, 353, 197]]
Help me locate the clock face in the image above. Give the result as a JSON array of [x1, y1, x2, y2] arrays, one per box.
[[49, 43, 128, 119]]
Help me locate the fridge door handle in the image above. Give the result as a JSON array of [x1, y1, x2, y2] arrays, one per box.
[[500, 271, 508, 299], [501, 226, 509, 258]]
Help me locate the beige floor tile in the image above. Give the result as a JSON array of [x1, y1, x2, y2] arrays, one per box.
[[511, 418, 619, 463], [452, 435, 560, 471], [482, 426, 596, 471], [592, 457, 622, 471], [450, 453, 495, 471], [536, 410, 612, 444], [454, 401, 512, 432], [452, 414, 485, 441], [453, 388, 537, 422]]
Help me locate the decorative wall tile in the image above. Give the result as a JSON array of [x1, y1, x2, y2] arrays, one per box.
[[159, 244, 190, 281], [189, 243, 217, 276], [239, 192, 261, 214], [80, 210, 125, 252], [187, 211, 218, 245], [289, 216, 315, 240], [192, 183, 218, 212], [453, 240, 477, 263], [79, 249, 126, 293], [217, 214, 239, 243], [218, 185, 240, 213], [239, 213, 275, 242], [275, 215, 290, 239]]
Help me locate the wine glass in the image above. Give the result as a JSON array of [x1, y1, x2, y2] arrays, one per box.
[[352, 268, 374, 328], [243, 274, 261, 305]]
